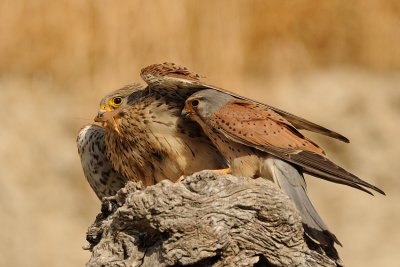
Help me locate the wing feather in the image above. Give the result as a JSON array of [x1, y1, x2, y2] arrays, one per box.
[[207, 100, 384, 195], [77, 124, 126, 199], [140, 62, 349, 143]]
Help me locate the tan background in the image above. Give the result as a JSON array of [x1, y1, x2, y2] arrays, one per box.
[[0, 1, 399, 266]]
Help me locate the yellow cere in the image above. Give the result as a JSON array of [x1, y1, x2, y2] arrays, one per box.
[[100, 104, 112, 111]]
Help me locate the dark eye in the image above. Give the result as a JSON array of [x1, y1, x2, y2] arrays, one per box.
[[191, 99, 199, 107], [113, 97, 122, 105]]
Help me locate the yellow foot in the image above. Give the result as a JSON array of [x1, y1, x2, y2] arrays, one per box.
[[176, 175, 187, 183], [209, 168, 231, 175]]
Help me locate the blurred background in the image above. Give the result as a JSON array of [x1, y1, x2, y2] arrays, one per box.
[[0, 0, 399, 266]]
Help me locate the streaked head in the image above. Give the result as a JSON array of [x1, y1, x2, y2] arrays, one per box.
[[95, 83, 143, 122], [182, 89, 235, 122]]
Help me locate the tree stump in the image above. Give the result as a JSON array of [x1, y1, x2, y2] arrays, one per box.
[[85, 171, 342, 267]]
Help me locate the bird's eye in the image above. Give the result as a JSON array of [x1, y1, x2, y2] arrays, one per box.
[[191, 99, 199, 107], [110, 97, 122, 107]]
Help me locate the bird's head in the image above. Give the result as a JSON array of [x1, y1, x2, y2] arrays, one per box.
[[94, 84, 143, 125], [182, 89, 234, 123]]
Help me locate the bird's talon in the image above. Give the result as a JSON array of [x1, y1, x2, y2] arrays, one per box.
[[177, 175, 187, 183], [209, 168, 231, 174]]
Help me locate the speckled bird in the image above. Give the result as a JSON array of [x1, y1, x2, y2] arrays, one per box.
[[91, 62, 356, 191], [77, 84, 141, 199], [82, 63, 382, 249], [94, 64, 227, 186], [182, 89, 384, 249]]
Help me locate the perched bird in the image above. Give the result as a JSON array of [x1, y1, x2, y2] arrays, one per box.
[[77, 85, 141, 199], [95, 62, 347, 187], [90, 61, 353, 191], [95, 67, 227, 186], [182, 89, 384, 249]]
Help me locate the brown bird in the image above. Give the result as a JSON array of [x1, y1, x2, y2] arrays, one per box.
[[95, 62, 347, 187], [77, 85, 141, 199], [182, 89, 384, 249], [84, 63, 376, 254], [95, 66, 227, 186], [91, 61, 353, 190]]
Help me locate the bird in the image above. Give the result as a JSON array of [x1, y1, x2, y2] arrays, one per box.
[[181, 88, 384, 249], [94, 66, 227, 186], [81, 62, 378, 255], [90, 61, 354, 191], [94, 62, 348, 187], [77, 84, 142, 199]]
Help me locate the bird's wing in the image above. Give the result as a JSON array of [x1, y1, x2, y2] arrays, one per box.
[[77, 124, 126, 199], [141, 62, 202, 86], [207, 100, 384, 195], [140, 62, 349, 143]]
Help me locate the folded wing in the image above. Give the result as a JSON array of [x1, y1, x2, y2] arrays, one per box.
[[207, 99, 384, 195]]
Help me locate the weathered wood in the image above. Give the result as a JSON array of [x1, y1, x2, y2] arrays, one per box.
[[85, 171, 342, 267]]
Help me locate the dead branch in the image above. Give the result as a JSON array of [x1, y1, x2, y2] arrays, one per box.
[[85, 171, 341, 267]]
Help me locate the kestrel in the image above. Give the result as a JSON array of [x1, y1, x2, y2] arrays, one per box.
[[182, 89, 384, 247], [77, 85, 141, 199], [94, 62, 348, 187], [91, 62, 354, 189], [94, 66, 227, 186]]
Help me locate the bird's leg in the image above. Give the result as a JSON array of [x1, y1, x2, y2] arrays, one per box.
[[209, 168, 231, 174]]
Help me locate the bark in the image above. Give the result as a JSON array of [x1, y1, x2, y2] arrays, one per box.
[[85, 171, 341, 267]]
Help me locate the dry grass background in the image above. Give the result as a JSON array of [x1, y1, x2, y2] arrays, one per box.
[[0, 1, 399, 266]]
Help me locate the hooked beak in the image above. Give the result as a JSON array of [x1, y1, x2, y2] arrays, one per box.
[[94, 105, 112, 122], [181, 107, 193, 119], [94, 106, 125, 136]]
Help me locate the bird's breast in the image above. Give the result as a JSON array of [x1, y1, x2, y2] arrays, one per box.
[[104, 100, 224, 185]]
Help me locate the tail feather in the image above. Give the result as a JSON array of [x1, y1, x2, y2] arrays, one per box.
[[263, 157, 341, 248]]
